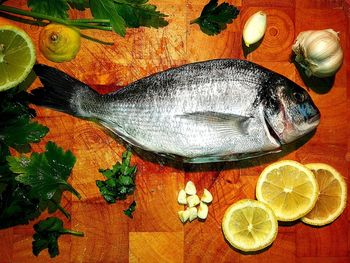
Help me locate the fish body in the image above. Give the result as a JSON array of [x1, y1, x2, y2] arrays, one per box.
[[31, 59, 320, 163]]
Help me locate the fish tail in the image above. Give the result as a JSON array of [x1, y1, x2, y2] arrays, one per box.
[[30, 64, 99, 118]]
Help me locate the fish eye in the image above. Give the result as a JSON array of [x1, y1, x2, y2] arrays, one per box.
[[292, 92, 306, 103]]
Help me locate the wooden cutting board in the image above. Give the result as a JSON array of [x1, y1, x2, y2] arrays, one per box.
[[0, 0, 349, 262]]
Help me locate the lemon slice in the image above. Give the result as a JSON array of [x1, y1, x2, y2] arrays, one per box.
[[0, 25, 36, 92], [256, 160, 319, 221], [301, 163, 347, 226], [222, 199, 278, 252]]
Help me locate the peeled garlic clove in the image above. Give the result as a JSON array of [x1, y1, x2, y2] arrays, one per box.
[[185, 181, 196, 195], [177, 189, 187, 205], [243, 11, 267, 47], [187, 194, 200, 207], [201, 189, 213, 203], [188, 207, 198, 222], [178, 210, 190, 223], [198, 202, 209, 220]]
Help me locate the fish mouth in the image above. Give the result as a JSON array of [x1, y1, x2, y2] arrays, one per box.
[[307, 113, 321, 126]]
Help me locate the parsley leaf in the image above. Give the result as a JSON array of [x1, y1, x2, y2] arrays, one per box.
[[68, 0, 88, 10], [90, 0, 126, 36], [0, 90, 50, 229], [32, 217, 84, 258], [89, 0, 168, 37], [96, 150, 137, 203], [7, 141, 80, 219], [0, 91, 49, 153], [0, 171, 41, 229], [114, 0, 168, 29], [191, 0, 239, 35], [28, 0, 70, 19], [123, 201, 136, 218]]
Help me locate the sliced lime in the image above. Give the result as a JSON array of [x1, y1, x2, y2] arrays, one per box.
[[0, 25, 36, 92]]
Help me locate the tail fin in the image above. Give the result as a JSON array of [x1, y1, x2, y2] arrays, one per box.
[[30, 64, 99, 117]]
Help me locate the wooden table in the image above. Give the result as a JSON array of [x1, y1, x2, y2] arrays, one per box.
[[0, 0, 349, 262]]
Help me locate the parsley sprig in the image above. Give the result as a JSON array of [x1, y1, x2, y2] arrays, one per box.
[[191, 0, 240, 35], [0, 89, 80, 228], [96, 150, 137, 203], [32, 217, 84, 258], [0, 0, 168, 38], [7, 141, 80, 220]]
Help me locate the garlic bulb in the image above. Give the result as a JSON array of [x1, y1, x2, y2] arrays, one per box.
[[243, 11, 267, 47], [292, 29, 343, 77]]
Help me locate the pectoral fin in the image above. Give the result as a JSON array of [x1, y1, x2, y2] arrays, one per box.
[[178, 111, 251, 136]]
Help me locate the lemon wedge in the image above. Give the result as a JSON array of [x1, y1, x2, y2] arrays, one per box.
[[256, 160, 319, 221], [302, 163, 347, 226], [222, 199, 278, 252]]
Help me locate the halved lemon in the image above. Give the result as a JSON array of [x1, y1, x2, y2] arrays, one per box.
[[301, 163, 347, 226], [222, 199, 278, 252], [0, 24, 36, 91], [256, 160, 319, 221]]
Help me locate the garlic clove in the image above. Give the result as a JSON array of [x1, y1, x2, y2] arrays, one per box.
[[177, 189, 187, 205], [178, 210, 190, 223], [243, 11, 267, 47], [198, 202, 209, 220], [187, 194, 200, 207], [188, 207, 198, 222], [201, 189, 213, 203], [185, 181, 196, 195]]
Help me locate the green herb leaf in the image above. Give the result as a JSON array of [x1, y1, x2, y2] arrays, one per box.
[[0, 91, 49, 153], [191, 0, 239, 36], [0, 91, 48, 229], [7, 142, 79, 218], [32, 217, 84, 258], [90, 0, 126, 36], [68, 0, 88, 10], [114, 0, 168, 29], [89, 0, 168, 37], [96, 150, 137, 203], [0, 180, 41, 229], [123, 200, 136, 218], [28, 0, 70, 19]]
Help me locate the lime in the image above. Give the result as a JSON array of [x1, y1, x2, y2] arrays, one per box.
[[0, 24, 36, 92]]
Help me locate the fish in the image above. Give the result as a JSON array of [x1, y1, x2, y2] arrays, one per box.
[[30, 59, 320, 163]]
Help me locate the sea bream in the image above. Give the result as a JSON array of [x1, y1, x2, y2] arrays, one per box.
[[30, 59, 320, 163]]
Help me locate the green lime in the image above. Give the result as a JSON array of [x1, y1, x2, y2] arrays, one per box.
[[0, 25, 36, 92]]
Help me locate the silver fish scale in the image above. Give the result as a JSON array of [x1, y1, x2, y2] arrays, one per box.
[[88, 60, 280, 159]]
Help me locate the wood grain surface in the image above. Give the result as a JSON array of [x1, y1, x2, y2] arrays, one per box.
[[0, 0, 349, 262]]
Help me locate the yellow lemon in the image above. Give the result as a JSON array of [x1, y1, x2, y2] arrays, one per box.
[[222, 199, 278, 252], [256, 160, 319, 221], [39, 23, 81, 63], [302, 163, 347, 226]]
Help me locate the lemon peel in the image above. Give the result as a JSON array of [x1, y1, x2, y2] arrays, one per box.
[[39, 23, 81, 63]]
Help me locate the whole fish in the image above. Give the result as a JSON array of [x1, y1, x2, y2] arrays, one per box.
[[30, 59, 320, 163]]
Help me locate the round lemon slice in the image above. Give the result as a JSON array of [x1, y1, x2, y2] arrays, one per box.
[[222, 199, 278, 252], [0, 24, 36, 92], [302, 163, 347, 226], [256, 160, 319, 222]]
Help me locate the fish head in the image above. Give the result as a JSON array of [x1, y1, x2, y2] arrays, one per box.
[[264, 80, 320, 144]]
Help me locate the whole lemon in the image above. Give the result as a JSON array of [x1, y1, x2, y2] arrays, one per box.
[[39, 23, 81, 63]]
